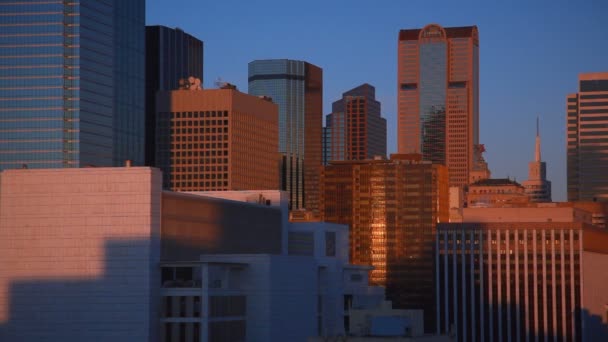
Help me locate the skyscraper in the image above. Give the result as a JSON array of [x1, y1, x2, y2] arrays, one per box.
[[0, 1, 146, 170], [248, 59, 323, 211], [397, 24, 479, 187], [323, 84, 387, 164], [320, 154, 449, 332], [155, 85, 279, 191], [567, 72, 608, 202], [145, 26, 203, 166], [523, 118, 552, 202]]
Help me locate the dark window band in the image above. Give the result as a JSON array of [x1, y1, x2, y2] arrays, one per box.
[[580, 101, 608, 107], [581, 109, 608, 114], [581, 123, 608, 129], [580, 116, 608, 121], [400, 83, 417, 90], [580, 80, 608, 92], [580, 94, 608, 100]]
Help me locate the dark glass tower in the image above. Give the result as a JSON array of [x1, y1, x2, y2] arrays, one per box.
[[0, 1, 145, 170], [248, 59, 322, 212], [145, 26, 203, 166], [324, 83, 387, 164]]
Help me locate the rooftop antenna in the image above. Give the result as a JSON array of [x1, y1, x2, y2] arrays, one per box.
[[535, 115, 542, 162]]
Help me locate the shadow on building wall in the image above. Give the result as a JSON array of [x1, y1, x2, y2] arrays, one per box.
[[0, 239, 159, 341], [443, 300, 608, 342], [581, 308, 608, 342], [161, 192, 284, 261]]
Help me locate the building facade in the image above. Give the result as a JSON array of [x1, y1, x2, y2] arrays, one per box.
[[523, 118, 552, 202], [145, 26, 203, 166], [323, 84, 387, 164], [155, 87, 279, 191], [0, 167, 161, 341], [1, 167, 393, 342], [467, 178, 530, 208], [0, 1, 145, 170], [436, 207, 608, 342], [248, 59, 323, 212], [567, 72, 608, 202], [397, 24, 479, 187], [320, 154, 449, 332]]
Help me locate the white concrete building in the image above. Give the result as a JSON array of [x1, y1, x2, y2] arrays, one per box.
[[0, 167, 162, 341], [0, 168, 395, 342]]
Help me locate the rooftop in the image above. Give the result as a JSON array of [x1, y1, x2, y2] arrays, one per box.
[[470, 178, 522, 187]]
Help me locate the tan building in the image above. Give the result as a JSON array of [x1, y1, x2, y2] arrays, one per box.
[[155, 87, 279, 191], [398, 24, 479, 188], [320, 154, 449, 333], [467, 178, 530, 208], [437, 206, 608, 342]]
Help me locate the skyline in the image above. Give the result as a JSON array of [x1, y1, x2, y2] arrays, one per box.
[[147, 0, 608, 201]]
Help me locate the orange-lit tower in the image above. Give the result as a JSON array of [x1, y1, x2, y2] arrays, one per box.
[[320, 154, 449, 333], [155, 83, 279, 191], [397, 24, 479, 188]]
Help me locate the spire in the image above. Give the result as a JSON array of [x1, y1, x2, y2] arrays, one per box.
[[535, 116, 541, 162]]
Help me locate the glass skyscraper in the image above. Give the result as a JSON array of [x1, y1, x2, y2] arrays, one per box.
[[0, 1, 145, 170], [398, 24, 479, 187], [248, 59, 322, 211], [145, 26, 203, 166]]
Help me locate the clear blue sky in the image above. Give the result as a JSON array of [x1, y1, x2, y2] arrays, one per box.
[[147, 0, 608, 201]]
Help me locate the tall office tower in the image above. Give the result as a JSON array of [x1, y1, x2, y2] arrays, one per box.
[[248, 59, 323, 211], [320, 154, 449, 332], [323, 84, 387, 164], [145, 26, 203, 166], [0, 1, 145, 170], [523, 118, 552, 202], [397, 24, 479, 187], [436, 207, 608, 342], [155, 85, 279, 191], [567, 72, 608, 202]]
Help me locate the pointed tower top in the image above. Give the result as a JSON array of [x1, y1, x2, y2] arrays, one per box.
[[535, 116, 541, 162]]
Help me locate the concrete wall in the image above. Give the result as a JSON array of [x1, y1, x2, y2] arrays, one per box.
[[161, 192, 283, 261], [462, 207, 591, 223], [582, 251, 608, 342], [201, 254, 318, 342], [0, 167, 162, 341]]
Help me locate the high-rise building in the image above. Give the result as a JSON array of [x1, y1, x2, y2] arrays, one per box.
[[155, 86, 279, 191], [145, 26, 203, 166], [323, 84, 387, 164], [397, 24, 479, 187], [248, 59, 323, 211], [436, 207, 608, 342], [0, 1, 145, 170], [567, 72, 608, 202], [523, 118, 552, 202], [320, 154, 449, 332]]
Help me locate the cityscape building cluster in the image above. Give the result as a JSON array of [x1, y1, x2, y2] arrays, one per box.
[[0, 2, 607, 342]]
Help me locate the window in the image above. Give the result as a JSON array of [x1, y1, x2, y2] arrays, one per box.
[[326, 232, 336, 257]]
